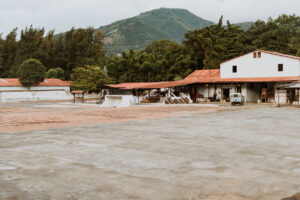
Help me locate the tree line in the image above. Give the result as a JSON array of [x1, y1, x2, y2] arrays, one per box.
[[0, 14, 299, 91], [0, 26, 105, 80]]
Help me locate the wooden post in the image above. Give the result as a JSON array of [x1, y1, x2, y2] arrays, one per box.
[[196, 86, 198, 103], [208, 84, 210, 100], [277, 88, 280, 105]]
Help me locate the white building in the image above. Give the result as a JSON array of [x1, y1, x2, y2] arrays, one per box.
[[0, 78, 72, 102], [221, 50, 300, 78], [105, 50, 300, 105], [187, 50, 300, 104]]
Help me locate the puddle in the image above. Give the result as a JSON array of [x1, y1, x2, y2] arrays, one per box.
[[0, 165, 18, 171], [285, 156, 300, 161], [73, 142, 106, 148]]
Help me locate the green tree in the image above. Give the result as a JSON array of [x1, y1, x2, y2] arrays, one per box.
[[183, 16, 251, 69], [0, 37, 4, 77], [246, 14, 300, 54], [17, 59, 46, 88], [1, 28, 17, 77], [46, 67, 65, 80], [12, 26, 45, 77], [71, 65, 114, 92]]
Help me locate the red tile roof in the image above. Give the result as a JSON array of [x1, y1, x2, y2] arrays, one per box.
[[0, 78, 70, 87], [71, 90, 84, 94], [185, 69, 299, 83], [259, 50, 300, 60], [221, 50, 300, 64]]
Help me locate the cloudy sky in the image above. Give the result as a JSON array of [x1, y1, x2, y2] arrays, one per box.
[[0, 0, 299, 36]]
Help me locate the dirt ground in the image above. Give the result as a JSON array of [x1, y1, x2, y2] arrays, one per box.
[[0, 102, 222, 133], [0, 103, 300, 200]]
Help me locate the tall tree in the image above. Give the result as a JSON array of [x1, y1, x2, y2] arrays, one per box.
[[1, 28, 17, 77], [71, 65, 114, 92], [12, 26, 45, 77]]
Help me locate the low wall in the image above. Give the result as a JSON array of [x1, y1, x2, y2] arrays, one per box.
[[0, 89, 73, 102]]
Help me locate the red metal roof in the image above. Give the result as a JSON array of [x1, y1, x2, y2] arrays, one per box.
[[135, 80, 198, 89], [184, 69, 220, 82], [71, 90, 84, 94], [106, 82, 169, 89], [0, 78, 70, 87]]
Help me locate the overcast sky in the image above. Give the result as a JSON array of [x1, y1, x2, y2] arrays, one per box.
[[0, 0, 299, 36]]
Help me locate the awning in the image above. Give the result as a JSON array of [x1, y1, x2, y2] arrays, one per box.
[[276, 82, 300, 89]]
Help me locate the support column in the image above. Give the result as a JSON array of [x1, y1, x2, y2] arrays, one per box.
[[196, 86, 198, 103]]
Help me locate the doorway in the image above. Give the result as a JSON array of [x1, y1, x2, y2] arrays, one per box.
[[223, 89, 230, 102], [286, 89, 296, 104]]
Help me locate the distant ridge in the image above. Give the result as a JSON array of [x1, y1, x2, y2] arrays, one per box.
[[95, 8, 253, 54], [98, 8, 214, 54]]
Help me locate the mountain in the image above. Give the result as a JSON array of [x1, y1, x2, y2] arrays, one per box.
[[98, 8, 214, 54]]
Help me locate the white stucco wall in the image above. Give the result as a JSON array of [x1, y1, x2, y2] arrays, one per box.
[[246, 88, 260, 103], [275, 89, 287, 104], [0, 86, 70, 92], [0, 86, 72, 102], [221, 51, 300, 78]]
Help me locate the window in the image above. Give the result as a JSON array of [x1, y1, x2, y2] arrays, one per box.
[[232, 65, 237, 73], [258, 52, 261, 58], [278, 64, 283, 72], [253, 52, 257, 58]]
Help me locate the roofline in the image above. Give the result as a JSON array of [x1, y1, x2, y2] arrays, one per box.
[[220, 49, 300, 65], [0, 85, 70, 87]]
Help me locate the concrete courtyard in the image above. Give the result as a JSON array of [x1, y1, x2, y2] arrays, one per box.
[[0, 104, 300, 200]]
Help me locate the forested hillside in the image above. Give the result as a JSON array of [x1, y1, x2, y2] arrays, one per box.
[[99, 8, 254, 54], [99, 8, 214, 54]]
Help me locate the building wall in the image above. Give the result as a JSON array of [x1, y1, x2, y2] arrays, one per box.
[[196, 83, 264, 103], [197, 84, 244, 101], [0, 86, 70, 92], [244, 83, 260, 103], [221, 51, 300, 78], [275, 89, 287, 104], [0, 86, 73, 102]]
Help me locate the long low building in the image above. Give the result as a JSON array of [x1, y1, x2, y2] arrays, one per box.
[[0, 79, 72, 102], [107, 50, 300, 104]]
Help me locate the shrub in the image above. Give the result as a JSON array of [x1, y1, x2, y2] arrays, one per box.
[[17, 59, 46, 88], [46, 67, 65, 80]]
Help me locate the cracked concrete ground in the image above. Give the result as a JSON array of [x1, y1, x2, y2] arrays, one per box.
[[0, 105, 300, 200]]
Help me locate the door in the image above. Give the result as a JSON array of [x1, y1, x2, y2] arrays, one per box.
[[223, 89, 230, 102]]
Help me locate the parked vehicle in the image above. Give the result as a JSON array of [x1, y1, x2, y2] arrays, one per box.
[[230, 93, 245, 106]]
